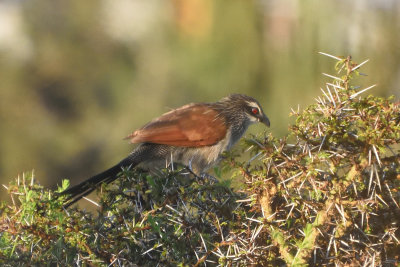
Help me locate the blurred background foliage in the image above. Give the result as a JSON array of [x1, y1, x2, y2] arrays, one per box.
[[0, 0, 399, 195]]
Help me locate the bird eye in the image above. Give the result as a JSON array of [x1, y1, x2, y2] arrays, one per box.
[[251, 107, 259, 115]]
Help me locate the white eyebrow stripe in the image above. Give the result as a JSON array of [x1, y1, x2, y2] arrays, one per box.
[[245, 101, 261, 110]]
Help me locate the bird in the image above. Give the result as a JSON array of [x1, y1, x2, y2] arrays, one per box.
[[60, 94, 270, 207]]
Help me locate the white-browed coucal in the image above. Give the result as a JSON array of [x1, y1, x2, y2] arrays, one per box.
[[61, 94, 270, 207]]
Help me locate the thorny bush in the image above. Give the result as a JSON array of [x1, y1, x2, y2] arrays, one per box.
[[0, 54, 399, 266]]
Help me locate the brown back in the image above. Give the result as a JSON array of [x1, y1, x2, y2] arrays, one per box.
[[125, 104, 227, 147]]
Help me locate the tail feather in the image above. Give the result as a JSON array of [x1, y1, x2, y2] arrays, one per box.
[[61, 164, 125, 208], [59, 144, 162, 208]]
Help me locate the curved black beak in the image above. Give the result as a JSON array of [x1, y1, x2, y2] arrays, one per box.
[[261, 114, 270, 127]]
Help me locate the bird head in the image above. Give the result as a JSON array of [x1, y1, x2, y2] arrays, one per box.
[[218, 94, 270, 128]]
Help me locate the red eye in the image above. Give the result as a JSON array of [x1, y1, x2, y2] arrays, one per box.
[[251, 107, 259, 115]]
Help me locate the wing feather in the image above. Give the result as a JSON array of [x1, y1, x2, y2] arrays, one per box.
[[125, 104, 227, 147]]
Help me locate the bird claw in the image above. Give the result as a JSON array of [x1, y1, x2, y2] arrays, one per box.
[[199, 173, 218, 184], [182, 167, 217, 184]]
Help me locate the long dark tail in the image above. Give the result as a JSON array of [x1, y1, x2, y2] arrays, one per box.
[[59, 144, 168, 208], [60, 152, 142, 208], [60, 164, 125, 208]]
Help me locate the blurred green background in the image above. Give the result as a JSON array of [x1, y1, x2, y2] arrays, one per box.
[[0, 0, 399, 194]]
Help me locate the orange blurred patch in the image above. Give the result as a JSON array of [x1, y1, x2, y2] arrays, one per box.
[[172, 0, 213, 39]]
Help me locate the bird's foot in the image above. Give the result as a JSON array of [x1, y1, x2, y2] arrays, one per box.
[[199, 173, 218, 184], [182, 167, 217, 184]]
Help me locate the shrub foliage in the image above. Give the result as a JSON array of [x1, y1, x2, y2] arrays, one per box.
[[1, 55, 399, 266]]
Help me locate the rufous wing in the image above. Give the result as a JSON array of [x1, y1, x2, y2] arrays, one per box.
[[125, 104, 227, 147]]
